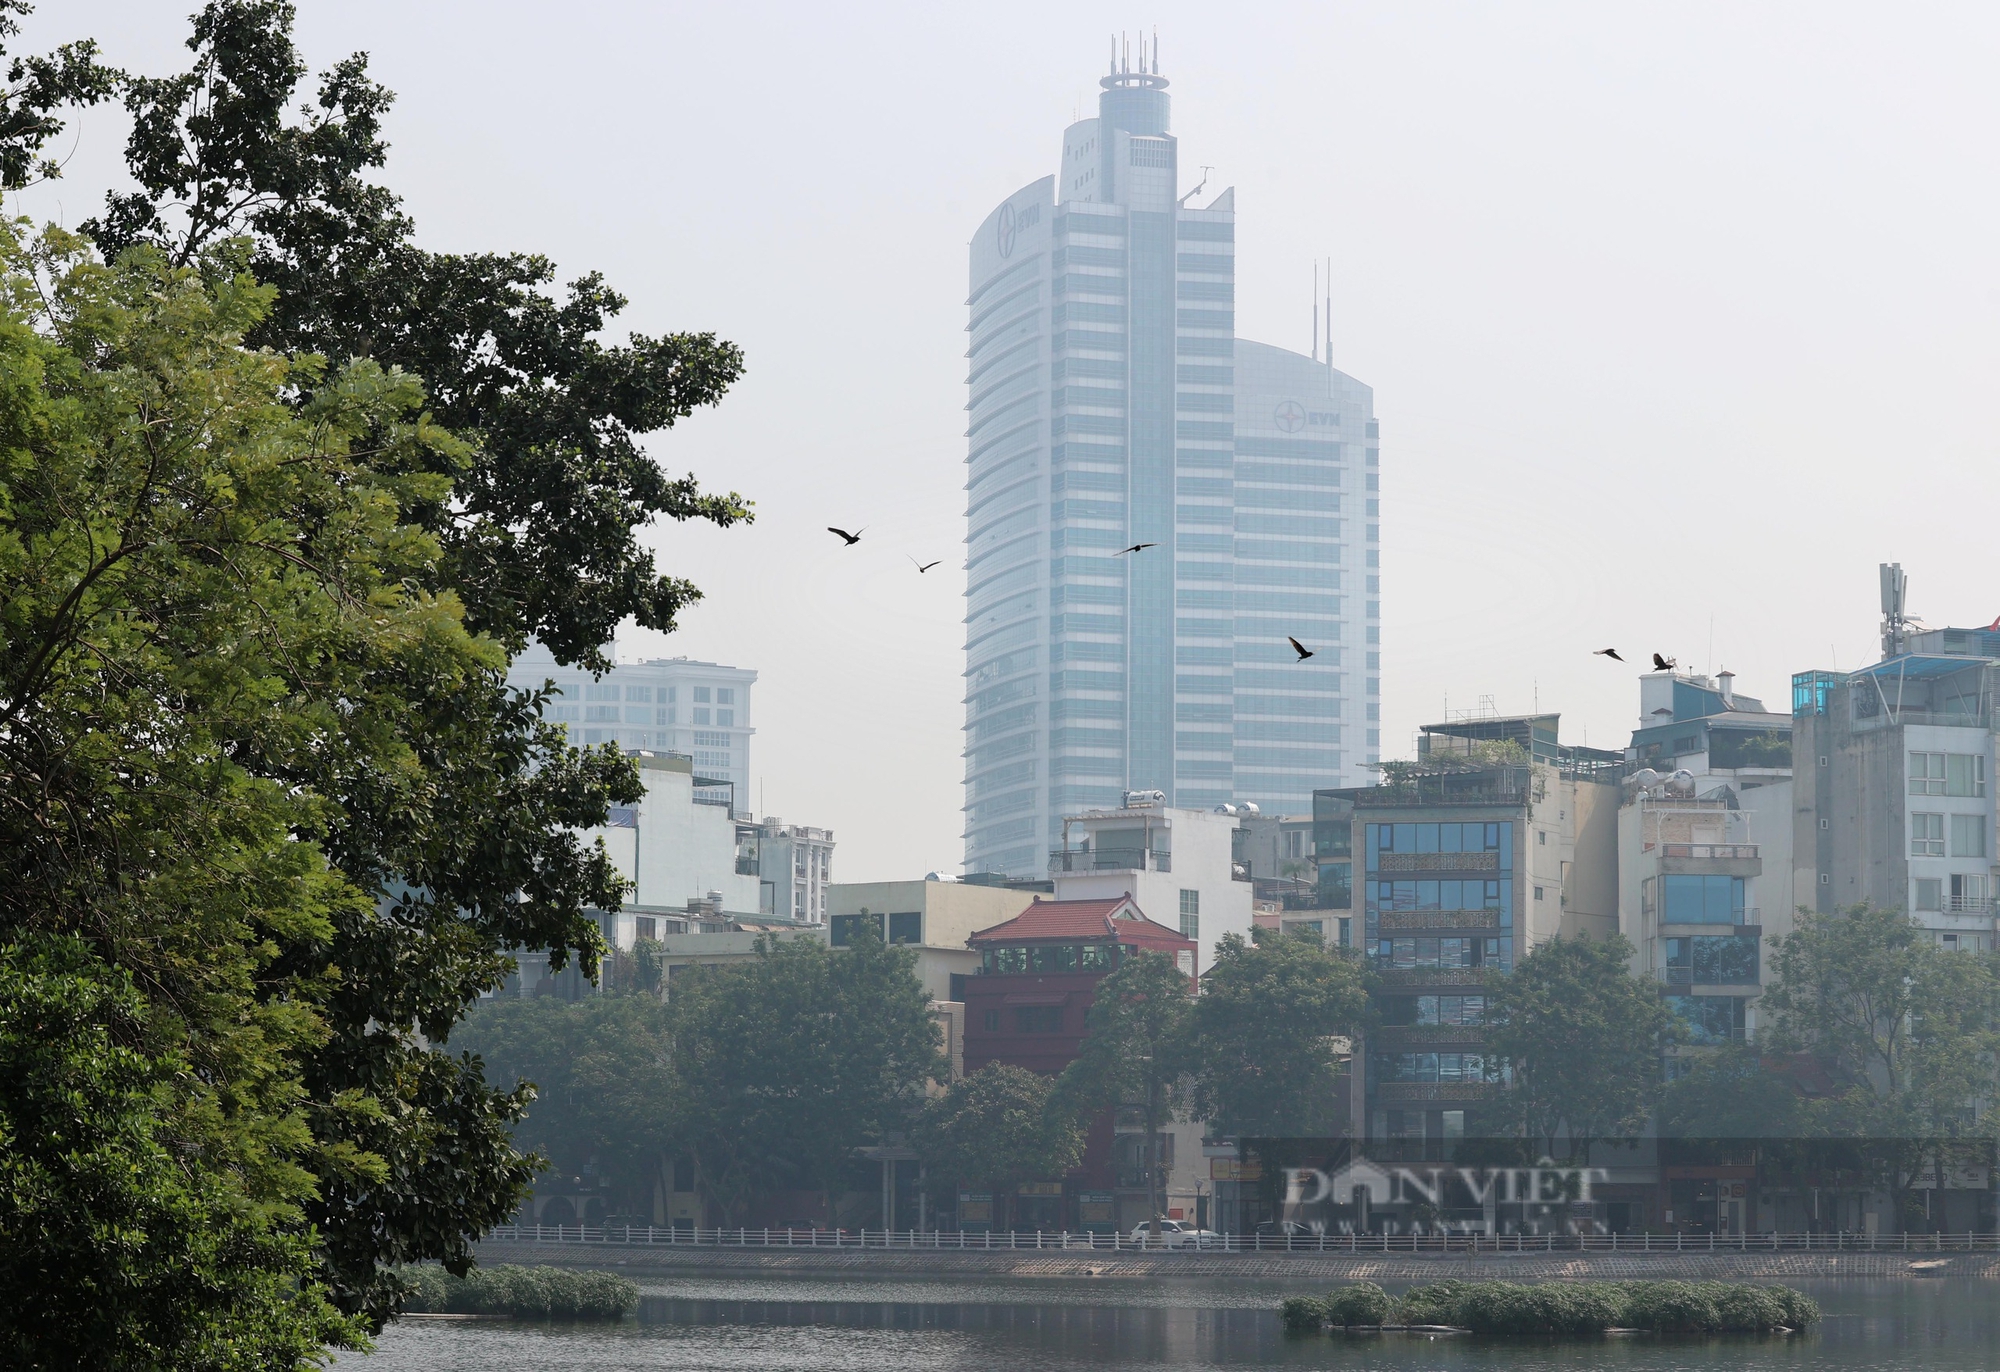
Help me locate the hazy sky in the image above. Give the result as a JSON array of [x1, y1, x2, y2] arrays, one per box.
[[22, 3, 2000, 879]]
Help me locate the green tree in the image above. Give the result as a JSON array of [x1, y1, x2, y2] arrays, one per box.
[[1655, 1043, 1806, 1139], [1056, 949, 1195, 1234], [1186, 930, 1368, 1139], [1483, 934, 1683, 1161], [0, 936, 360, 1368], [18, 0, 751, 1322], [913, 1064, 1083, 1227], [84, 0, 750, 667], [0, 226, 609, 1360], [453, 993, 677, 1222], [1760, 903, 2000, 1227], [667, 923, 944, 1221]]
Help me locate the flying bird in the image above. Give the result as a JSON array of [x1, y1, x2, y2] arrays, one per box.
[[1288, 637, 1315, 662], [1594, 648, 1624, 662], [1116, 542, 1157, 555], [1652, 652, 1676, 671], [911, 557, 941, 574], [826, 526, 864, 546]]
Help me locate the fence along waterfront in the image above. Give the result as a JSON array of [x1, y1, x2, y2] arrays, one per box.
[[482, 1225, 1999, 1253]]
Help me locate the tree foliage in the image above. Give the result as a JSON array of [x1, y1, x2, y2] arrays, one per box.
[[0, 0, 755, 1328], [666, 923, 944, 1219], [1655, 1043, 1807, 1140], [1056, 949, 1195, 1226], [452, 992, 677, 1221], [1185, 930, 1368, 1138], [913, 1063, 1083, 1204], [82, 0, 750, 668], [0, 225, 627, 1358], [1482, 934, 1682, 1159], [1758, 903, 2000, 1220], [0, 935, 361, 1369]]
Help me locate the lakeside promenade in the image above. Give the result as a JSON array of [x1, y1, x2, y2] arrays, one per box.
[[473, 1234, 2000, 1282]]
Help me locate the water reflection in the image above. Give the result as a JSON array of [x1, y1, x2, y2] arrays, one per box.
[[345, 1277, 2000, 1371]]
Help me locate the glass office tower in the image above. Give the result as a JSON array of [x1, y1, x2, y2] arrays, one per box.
[[963, 48, 1380, 878]]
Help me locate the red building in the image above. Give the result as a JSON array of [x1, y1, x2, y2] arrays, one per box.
[[962, 894, 1195, 1075], [959, 895, 1196, 1232]]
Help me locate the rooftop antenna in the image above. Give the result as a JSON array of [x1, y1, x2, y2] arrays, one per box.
[[1312, 261, 1319, 361], [1153, 26, 1159, 74], [1109, 35, 1116, 76], [1879, 562, 1910, 661], [1325, 257, 1333, 371]]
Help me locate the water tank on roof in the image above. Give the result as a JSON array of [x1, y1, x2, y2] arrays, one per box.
[[1122, 789, 1167, 808]]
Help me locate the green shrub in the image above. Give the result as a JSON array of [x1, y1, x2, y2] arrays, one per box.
[[1393, 1278, 1467, 1327], [1279, 1296, 1326, 1333], [1323, 1282, 1392, 1326], [1358, 1279, 1815, 1336], [396, 1265, 638, 1320]]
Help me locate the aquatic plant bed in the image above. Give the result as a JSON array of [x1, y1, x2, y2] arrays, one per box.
[[400, 1264, 639, 1320], [1282, 1279, 1820, 1336]]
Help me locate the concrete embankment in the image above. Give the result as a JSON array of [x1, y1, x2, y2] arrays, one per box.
[[471, 1240, 2000, 1282]]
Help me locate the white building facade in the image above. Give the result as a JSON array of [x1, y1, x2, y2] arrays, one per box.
[[508, 643, 757, 807], [1046, 796, 1253, 974], [962, 45, 1380, 879]]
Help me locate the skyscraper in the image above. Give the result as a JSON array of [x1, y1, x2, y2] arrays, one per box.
[[963, 42, 1381, 877]]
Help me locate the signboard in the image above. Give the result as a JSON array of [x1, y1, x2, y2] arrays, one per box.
[[1211, 1158, 1264, 1182], [1018, 1181, 1064, 1196], [1076, 1190, 1115, 1232], [958, 1192, 993, 1227]]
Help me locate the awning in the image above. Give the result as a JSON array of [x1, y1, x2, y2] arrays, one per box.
[[1001, 992, 1071, 1007]]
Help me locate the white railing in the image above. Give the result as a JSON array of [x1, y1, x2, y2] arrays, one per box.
[[480, 1225, 2000, 1254]]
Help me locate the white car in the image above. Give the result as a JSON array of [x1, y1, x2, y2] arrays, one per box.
[[1129, 1219, 1223, 1248]]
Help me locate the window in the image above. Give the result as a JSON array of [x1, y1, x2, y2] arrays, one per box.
[[625, 685, 652, 702], [1952, 874, 1989, 909], [693, 686, 711, 702], [983, 1010, 1000, 1032], [1533, 886, 1545, 901], [1947, 753, 1986, 797], [718, 688, 735, 705], [1028, 945, 1078, 973], [1950, 813, 1987, 858], [624, 706, 650, 724], [1666, 935, 1760, 985], [665, 686, 677, 703], [1080, 943, 1113, 970], [1661, 874, 1745, 924], [1915, 878, 1942, 911], [635, 917, 657, 941], [717, 709, 734, 726], [830, 913, 884, 946], [1667, 995, 1746, 1044], [584, 683, 619, 702], [693, 707, 711, 725], [1015, 1006, 1064, 1033], [888, 912, 922, 945], [1911, 812, 1945, 857], [656, 707, 677, 725], [1178, 889, 1199, 941], [1910, 752, 1946, 794], [693, 731, 731, 747]]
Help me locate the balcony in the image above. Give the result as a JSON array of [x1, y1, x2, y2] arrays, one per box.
[[1944, 896, 1994, 914], [1661, 844, 1758, 860], [1379, 909, 1501, 932], [1373, 966, 1487, 987], [1665, 968, 1760, 988], [1048, 848, 1170, 874], [1374, 1024, 1487, 1045], [1376, 1081, 1493, 1103]]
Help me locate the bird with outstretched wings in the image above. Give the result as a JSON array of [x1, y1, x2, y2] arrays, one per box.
[[1288, 637, 1315, 662], [1652, 652, 1676, 671], [1594, 648, 1623, 661], [1116, 542, 1156, 555], [827, 526, 864, 545], [911, 557, 941, 573]]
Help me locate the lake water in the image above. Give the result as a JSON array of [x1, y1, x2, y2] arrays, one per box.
[[340, 1274, 2000, 1372]]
